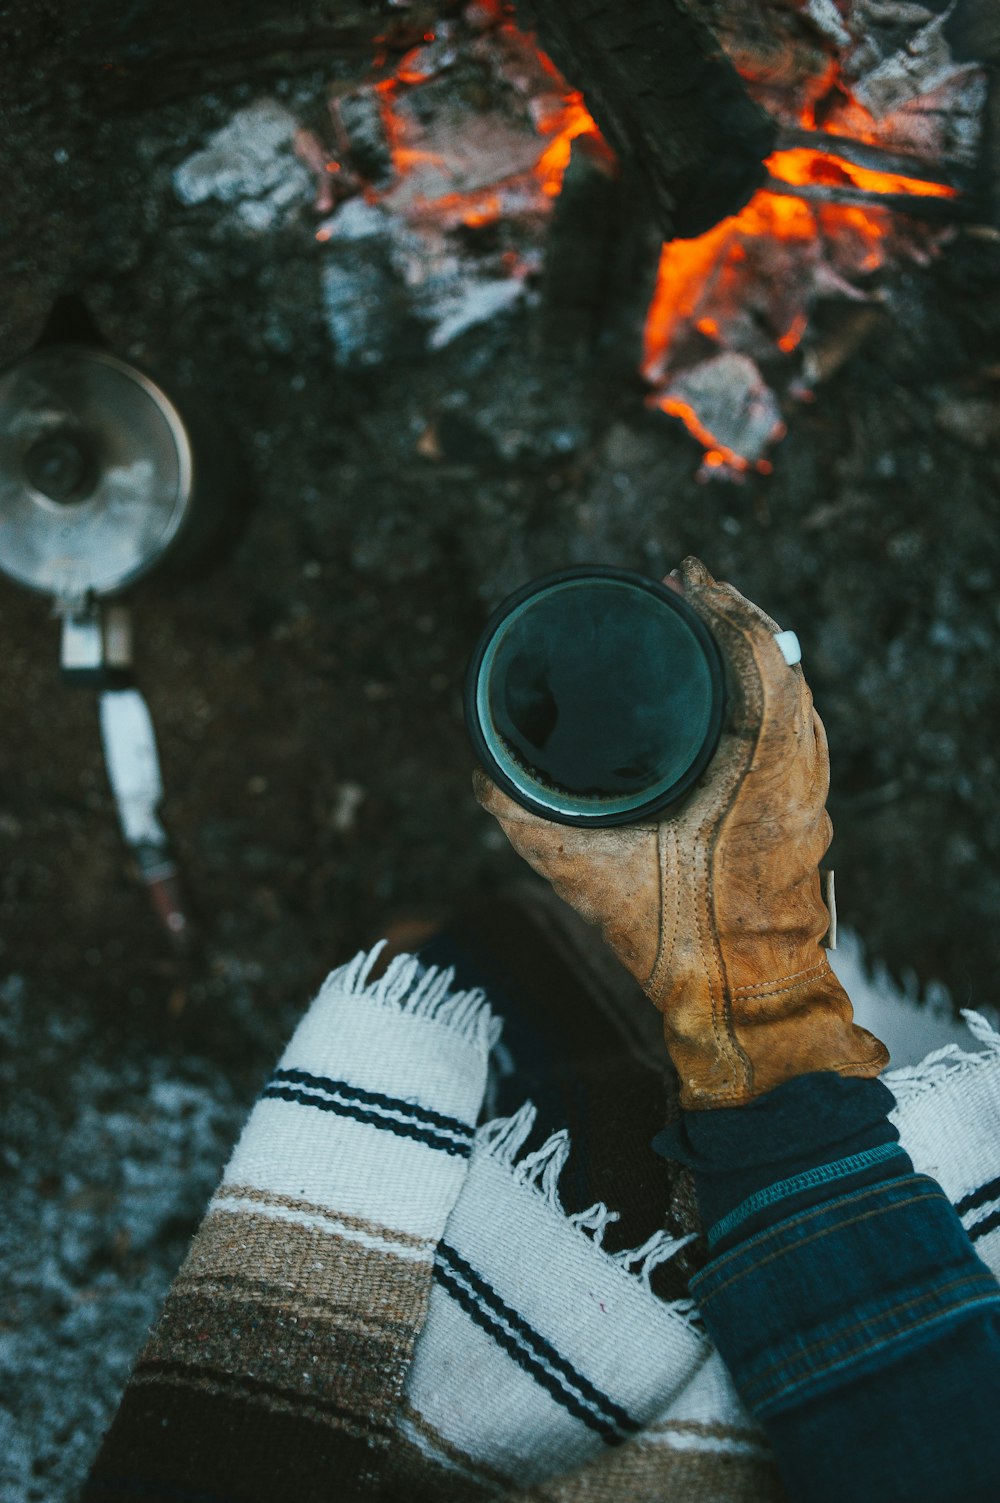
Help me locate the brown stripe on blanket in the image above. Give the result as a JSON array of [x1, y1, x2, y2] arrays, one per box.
[[379, 1431, 501, 1503], [647, 1416, 768, 1445], [85, 1206, 435, 1500], [140, 1285, 416, 1419], [505, 1433, 786, 1503], [82, 1381, 385, 1503], [213, 1183, 433, 1249], [129, 1362, 378, 1439], [178, 1204, 430, 1311]]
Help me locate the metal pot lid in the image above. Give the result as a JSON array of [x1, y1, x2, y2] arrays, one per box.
[[0, 346, 193, 602]]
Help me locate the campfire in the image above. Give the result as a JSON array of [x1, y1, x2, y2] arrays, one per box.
[[285, 0, 985, 478]]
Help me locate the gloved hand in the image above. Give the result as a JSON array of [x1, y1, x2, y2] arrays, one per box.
[[474, 557, 889, 1109]]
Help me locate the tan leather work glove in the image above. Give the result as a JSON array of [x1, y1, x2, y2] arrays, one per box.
[[474, 556, 889, 1109]]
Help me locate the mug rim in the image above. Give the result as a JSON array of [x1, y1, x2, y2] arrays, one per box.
[[464, 565, 726, 828]]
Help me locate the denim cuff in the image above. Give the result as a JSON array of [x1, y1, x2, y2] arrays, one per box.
[[653, 1073, 902, 1233], [705, 1140, 910, 1249], [690, 1172, 1000, 1421]]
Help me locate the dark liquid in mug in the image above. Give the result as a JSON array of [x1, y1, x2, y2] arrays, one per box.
[[487, 578, 715, 802]]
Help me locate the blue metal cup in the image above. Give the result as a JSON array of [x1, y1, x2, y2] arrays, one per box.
[[465, 567, 726, 828]]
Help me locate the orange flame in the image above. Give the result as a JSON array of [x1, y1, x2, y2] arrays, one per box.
[[640, 173, 902, 469], [393, 148, 448, 171], [408, 188, 504, 227], [798, 60, 903, 151], [372, 24, 609, 217], [798, 58, 841, 131], [534, 92, 605, 196], [766, 147, 958, 200], [391, 41, 439, 86], [461, 195, 504, 227], [640, 135, 951, 465], [642, 193, 820, 382]]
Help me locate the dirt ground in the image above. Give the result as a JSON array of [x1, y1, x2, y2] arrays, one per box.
[[3, 227, 998, 1037], [2, 5, 1000, 1495]]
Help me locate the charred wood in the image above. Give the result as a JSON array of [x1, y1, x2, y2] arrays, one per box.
[[515, 0, 777, 238], [537, 137, 620, 357], [947, 0, 1000, 65], [538, 140, 663, 378]]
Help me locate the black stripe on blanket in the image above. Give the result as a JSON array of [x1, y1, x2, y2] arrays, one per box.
[[970, 1209, 1000, 1243], [271, 1068, 472, 1139], [434, 1242, 639, 1444], [261, 1085, 471, 1157], [954, 1177, 1000, 1244], [955, 1176, 1000, 1218]]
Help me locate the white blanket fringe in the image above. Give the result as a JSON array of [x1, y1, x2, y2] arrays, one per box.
[[324, 941, 503, 1050], [886, 1008, 1000, 1103], [478, 1102, 698, 1301]]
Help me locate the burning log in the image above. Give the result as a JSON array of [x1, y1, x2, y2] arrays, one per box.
[[515, 0, 777, 237], [657, 352, 786, 472], [622, 0, 992, 472], [774, 129, 973, 199], [537, 136, 621, 355]]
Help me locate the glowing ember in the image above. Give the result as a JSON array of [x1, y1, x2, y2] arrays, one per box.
[[650, 353, 786, 477], [777, 311, 808, 354], [655, 397, 751, 473], [460, 194, 503, 228], [534, 93, 606, 196], [766, 146, 958, 201], [395, 47, 435, 86], [639, 129, 958, 471], [642, 192, 825, 385], [795, 59, 896, 151], [372, 28, 606, 216], [409, 188, 505, 227]]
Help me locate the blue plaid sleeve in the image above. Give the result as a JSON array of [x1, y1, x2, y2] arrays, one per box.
[[689, 1166, 1000, 1501]]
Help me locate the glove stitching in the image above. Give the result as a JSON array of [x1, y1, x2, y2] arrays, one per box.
[[645, 823, 668, 994], [669, 824, 681, 987], [704, 604, 768, 1099], [733, 959, 831, 998], [700, 820, 732, 1081], [701, 814, 746, 1098], [647, 823, 679, 1001], [732, 972, 833, 1004]]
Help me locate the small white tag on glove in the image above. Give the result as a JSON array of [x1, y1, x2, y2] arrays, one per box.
[[774, 630, 802, 666], [821, 868, 838, 951]]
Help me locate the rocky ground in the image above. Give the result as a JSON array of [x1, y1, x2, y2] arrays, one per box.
[[2, 2, 1000, 1495]]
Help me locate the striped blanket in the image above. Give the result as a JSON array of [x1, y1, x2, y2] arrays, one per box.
[[84, 935, 1000, 1503]]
